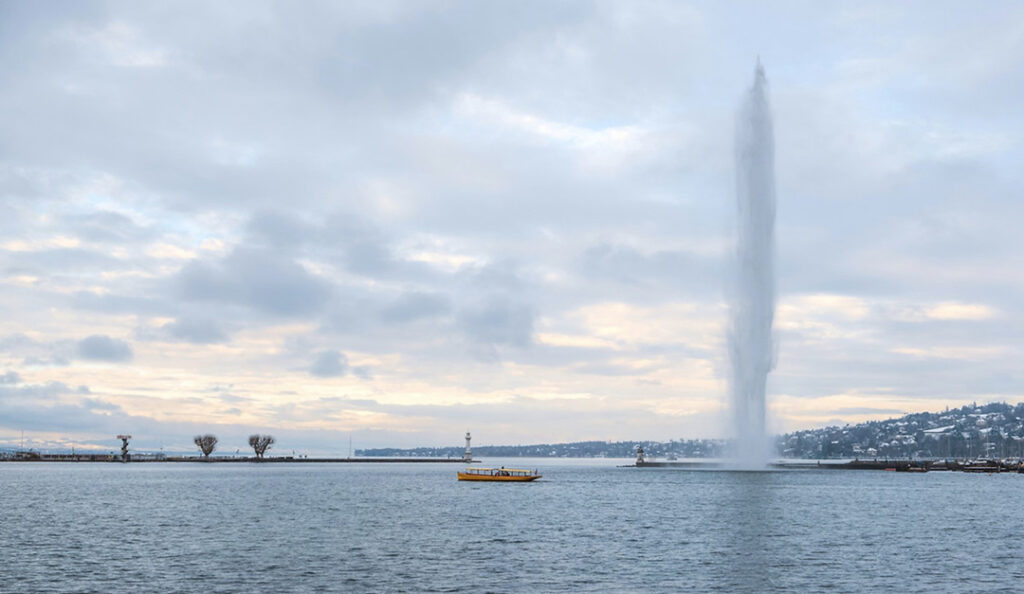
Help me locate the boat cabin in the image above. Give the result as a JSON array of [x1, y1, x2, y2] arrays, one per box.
[[457, 466, 542, 481]]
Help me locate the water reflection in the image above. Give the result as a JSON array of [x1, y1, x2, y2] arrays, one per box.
[[711, 471, 777, 592]]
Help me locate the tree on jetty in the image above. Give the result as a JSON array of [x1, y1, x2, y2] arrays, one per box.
[[194, 434, 218, 458], [249, 434, 274, 459]]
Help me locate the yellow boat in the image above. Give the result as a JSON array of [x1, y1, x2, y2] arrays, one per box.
[[457, 467, 542, 482]]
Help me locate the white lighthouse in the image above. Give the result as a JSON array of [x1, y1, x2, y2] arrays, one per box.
[[464, 431, 472, 462]]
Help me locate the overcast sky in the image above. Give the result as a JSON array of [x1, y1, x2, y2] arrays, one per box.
[[2, 1, 1023, 454]]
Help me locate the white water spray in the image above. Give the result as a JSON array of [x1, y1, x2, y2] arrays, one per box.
[[730, 60, 776, 468]]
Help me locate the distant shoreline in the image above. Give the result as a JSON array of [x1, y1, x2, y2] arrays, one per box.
[[0, 455, 477, 464]]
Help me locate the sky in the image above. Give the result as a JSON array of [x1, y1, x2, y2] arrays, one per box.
[[2, 1, 1024, 455]]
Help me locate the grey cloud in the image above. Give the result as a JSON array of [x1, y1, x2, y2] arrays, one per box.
[[0, 380, 77, 401], [4, 247, 118, 273], [343, 239, 396, 277], [76, 335, 133, 362], [580, 242, 720, 296], [309, 349, 349, 378], [0, 2, 588, 215], [0, 200, 26, 237], [21, 356, 71, 368], [458, 298, 534, 347], [458, 261, 528, 293], [379, 291, 450, 323], [320, 292, 420, 336], [246, 211, 446, 285], [0, 397, 142, 436], [158, 317, 229, 344], [71, 291, 168, 316], [176, 247, 332, 317], [216, 392, 250, 404], [80, 397, 116, 410], [0, 334, 74, 367], [0, 334, 39, 351], [245, 210, 316, 249], [1, 370, 21, 384], [62, 210, 151, 244], [2, 2, 1024, 445]]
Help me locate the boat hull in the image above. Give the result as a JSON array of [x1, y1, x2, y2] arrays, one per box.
[[457, 472, 541, 482]]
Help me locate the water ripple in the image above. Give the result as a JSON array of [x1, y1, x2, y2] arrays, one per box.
[[2, 463, 1024, 592]]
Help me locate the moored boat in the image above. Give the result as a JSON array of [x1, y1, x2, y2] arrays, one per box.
[[457, 467, 541, 482]]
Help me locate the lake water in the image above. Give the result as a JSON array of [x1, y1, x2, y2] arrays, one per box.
[[2, 459, 1022, 593]]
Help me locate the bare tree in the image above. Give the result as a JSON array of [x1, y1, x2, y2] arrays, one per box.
[[194, 434, 218, 458], [248, 434, 275, 459]]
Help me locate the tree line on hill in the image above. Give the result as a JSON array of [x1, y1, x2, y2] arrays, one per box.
[[778, 402, 1024, 459], [359, 402, 1024, 460], [358, 438, 726, 459]]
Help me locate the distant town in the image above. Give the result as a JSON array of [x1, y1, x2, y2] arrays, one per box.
[[780, 401, 1024, 460], [360, 402, 1024, 460]]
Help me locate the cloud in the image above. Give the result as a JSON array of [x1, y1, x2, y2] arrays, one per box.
[[890, 346, 1006, 361], [0, 380, 80, 401], [70, 291, 167, 316], [76, 335, 134, 362], [922, 302, 997, 321], [0, 396, 138, 435], [4, 246, 119, 273], [61, 210, 151, 244], [830, 407, 906, 416], [1, 370, 21, 384], [379, 291, 450, 323], [0, 334, 73, 367], [245, 210, 317, 249], [458, 298, 535, 347], [309, 349, 349, 378], [580, 242, 720, 296], [176, 247, 333, 317], [1, 2, 1024, 448], [63, 21, 170, 68], [158, 317, 229, 344]]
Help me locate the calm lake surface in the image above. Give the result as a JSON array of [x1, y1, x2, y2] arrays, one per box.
[[2, 459, 1023, 593]]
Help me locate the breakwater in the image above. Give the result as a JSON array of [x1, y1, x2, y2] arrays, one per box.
[[0, 452, 476, 463], [633, 459, 1024, 473]]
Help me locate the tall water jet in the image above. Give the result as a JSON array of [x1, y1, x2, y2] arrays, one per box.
[[730, 60, 776, 468]]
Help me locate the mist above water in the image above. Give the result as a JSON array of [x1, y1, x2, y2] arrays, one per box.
[[729, 60, 776, 469]]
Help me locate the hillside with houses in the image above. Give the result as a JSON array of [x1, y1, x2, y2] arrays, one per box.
[[778, 401, 1024, 460]]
